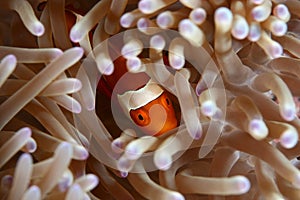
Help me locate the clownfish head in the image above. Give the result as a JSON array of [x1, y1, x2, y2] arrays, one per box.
[[129, 92, 177, 136], [118, 80, 177, 136]]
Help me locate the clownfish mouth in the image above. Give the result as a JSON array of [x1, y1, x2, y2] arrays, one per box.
[[129, 92, 178, 136]]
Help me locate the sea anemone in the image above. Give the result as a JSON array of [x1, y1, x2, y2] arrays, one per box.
[[1, 0, 300, 199]]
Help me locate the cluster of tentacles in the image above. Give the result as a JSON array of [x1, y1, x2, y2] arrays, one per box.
[[1, 0, 300, 199]]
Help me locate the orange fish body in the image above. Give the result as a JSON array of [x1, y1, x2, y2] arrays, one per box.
[[97, 52, 178, 136], [98, 54, 178, 136], [129, 92, 177, 136]]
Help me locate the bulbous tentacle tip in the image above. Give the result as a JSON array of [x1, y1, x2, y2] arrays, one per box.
[[74, 145, 89, 160], [70, 27, 82, 43], [168, 192, 185, 200], [25, 138, 37, 153], [280, 129, 298, 149], [248, 119, 268, 140], [85, 174, 99, 190], [24, 185, 41, 199], [72, 102, 82, 114], [120, 13, 133, 28], [33, 22, 45, 36], [214, 7, 233, 24], [169, 54, 185, 70], [18, 127, 32, 137], [150, 35, 166, 50], [57, 141, 73, 156], [281, 106, 296, 121], [138, 0, 152, 14], [201, 101, 218, 117], [236, 176, 251, 194], [71, 46, 84, 56], [2, 54, 17, 64], [154, 152, 172, 171], [269, 43, 283, 58]]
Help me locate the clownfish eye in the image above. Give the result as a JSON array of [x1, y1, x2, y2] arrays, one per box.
[[138, 114, 144, 121], [130, 109, 149, 126], [160, 93, 173, 110]]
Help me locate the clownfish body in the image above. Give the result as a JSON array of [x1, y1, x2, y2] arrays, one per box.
[[97, 55, 178, 136]]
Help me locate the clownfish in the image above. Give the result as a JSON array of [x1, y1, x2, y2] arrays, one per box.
[[98, 55, 178, 136]]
